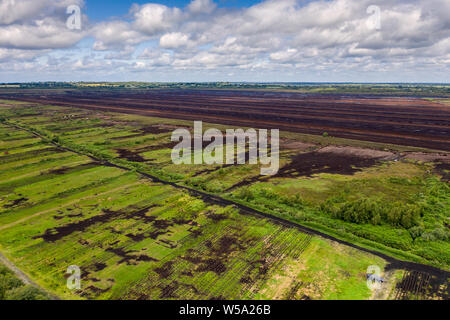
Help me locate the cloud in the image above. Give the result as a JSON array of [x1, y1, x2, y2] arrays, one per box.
[[131, 3, 182, 35], [0, 0, 449, 82], [92, 21, 147, 51], [0, 0, 84, 25], [0, 0, 86, 50], [138, 48, 173, 67], [0, 0, 48, 25], [160, 32, 190, 49], [270, 48, 298, 63], [188, 0, 217, 14], [0, 48, 42, 62], [0, 18, 86, 50]]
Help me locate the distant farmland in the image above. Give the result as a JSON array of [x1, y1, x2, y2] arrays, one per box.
[[0, 88, 448, 151]]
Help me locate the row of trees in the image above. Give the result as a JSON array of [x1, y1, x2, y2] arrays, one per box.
[[0, 264, 49, 300], [320, 198, 422, 229]]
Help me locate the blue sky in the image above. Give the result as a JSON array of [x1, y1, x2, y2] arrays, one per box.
[[0, 0, 449, 83], [86, 0, 260, 21]]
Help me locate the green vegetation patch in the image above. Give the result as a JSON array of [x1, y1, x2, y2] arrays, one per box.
[[0, 262, 49, 300]]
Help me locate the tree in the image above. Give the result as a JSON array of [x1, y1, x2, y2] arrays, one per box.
[[0, 286, 5, 300], [6, 285, 48, 300], [409, 226, 424, 240], [0, 274, 23, 291], [0, 265, 12, 276]]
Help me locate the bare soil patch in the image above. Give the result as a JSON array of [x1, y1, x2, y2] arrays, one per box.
[[281, 140, 316, 151], [403, 152, 450, 162], [434, 162, 450, 182], [115, 148, 148, 162], [394, 270, 449, 300], [4, 197, 28, 208], [106, 247, 158, 265], [6, 89, 450, 150], [317, 146, 396, 160], [227, 149, 383, 190]]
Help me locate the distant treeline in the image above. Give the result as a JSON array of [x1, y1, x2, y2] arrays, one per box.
[[0, 82, 449, 97]]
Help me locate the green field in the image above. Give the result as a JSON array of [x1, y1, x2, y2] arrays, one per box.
[[0, 101, 448, 300]]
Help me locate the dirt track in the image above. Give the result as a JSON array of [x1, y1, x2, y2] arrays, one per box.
[[1, 89, 449, 151]]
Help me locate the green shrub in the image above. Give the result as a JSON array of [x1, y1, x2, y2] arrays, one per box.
[[6, 285, 48, 300], [409, 226, 425, 240], [321, 198, 421, 229], [0, 266, 49, 301], [0, 265, 12, 276], [175, 195, 205, 220], [0, 274, 23, 291], [235, 187, 254, 201]]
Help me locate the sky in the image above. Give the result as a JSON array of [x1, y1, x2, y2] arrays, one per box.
[[84, 0, 261, 21], [0, 0, 449, 83]]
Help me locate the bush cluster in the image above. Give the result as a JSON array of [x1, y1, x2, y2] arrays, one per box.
[[321, 198, 422, 229], [0, 264, 49, 300]]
